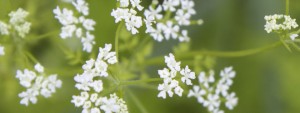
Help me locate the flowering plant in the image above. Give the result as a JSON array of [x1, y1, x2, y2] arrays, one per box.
[[0, 0, 299, 113]]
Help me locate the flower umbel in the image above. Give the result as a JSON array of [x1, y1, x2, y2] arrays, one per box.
[[16, 63, 62, 106]]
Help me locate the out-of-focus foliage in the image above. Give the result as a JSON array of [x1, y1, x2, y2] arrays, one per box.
[[1, 0, 300, 113]]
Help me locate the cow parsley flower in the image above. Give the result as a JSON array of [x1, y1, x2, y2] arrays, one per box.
[[0, 45, 4, 56], [290, 34, 298, 40], [54, 0, 96, 52], [16, 63, 62, 106], [0, 21, 10, 35], [111, 0, 143, 34], [157, 53, 196, 99], [0, 8, 31, 38], [144, 0, 203, 42], [187, 67, 238, 112], [264, 14, 298, 33], [72, 44, 128, 113]]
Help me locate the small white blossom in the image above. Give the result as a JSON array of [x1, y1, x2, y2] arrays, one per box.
[[180, 66, 195, 85], [198, 70, 215, 88], [264, 14, 298, 33], [290, 34, 298, 40], [188, 85, 206, 103], [119, 0, 129, 7], [225, 92, 238, 110], [72, 0, 89, 16], [165, 53, 181, 71], [0, 21, 10, 35], [99, 97, 120, 113], [54, 1, 96, 52], [17, 64, 62, 106], [203, 94, 221, 112], [162, 0, 180, 12], [157, 80, 179, 99], [220, 66, 236, 86]]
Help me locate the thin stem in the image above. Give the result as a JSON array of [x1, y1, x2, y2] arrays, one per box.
[[286, 0, 289, 15], [115, 22, 124, 59], [25, 51, 39, 64], [126, 89, 149, 113], [120, 78, 163, 86], [35, 30, 60, 40], [145, 41, 283, 65]]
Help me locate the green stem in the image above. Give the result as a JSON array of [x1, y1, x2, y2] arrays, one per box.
[[115, 22, 124, 59], [25, 51, 39, 64], [35, 30, 60, 40], [126, 89, 149, 113], [145, 41, 283, 65], [286, 0, 289, 15], [120, 78, 163, 86]]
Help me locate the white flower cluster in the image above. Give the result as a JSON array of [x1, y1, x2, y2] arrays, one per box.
[[144, 0, 202, 42], [0, 8, 31, 38], [157, 53, 196, 99], [158, 53, 238, 113], [16, 63, 62, 106], [188, 67, 238, 113], [0, 45, 4, 56], [111, 0, 144, 34], [53, 0, 96, 52], [71, 44, 128, 113], [264, 14, 298, 33]]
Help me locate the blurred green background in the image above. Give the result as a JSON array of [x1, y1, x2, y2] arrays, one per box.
[[1, 0, 300, 113]]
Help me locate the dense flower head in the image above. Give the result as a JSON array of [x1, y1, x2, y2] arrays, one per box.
[[16, 63, 62, 106], [157, 53, 195, 99], [264, 14, 298, 33], [53, 0, 96, 52], [144, 0, 203, 42], [111, 0, 144, 34], [0, 8, 31, 38], [188, 66, 238, 112], [72, 44, 128, 113]]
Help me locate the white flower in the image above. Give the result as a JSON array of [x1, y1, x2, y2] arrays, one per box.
[[180, 66, 195, 85], [264, 14, 298, 33], [71, 95, 86, 107], [98, 44, 118, 64], [203, 94, 221, 111], [91, 80, 103, 93], [198, 71, 215, 88], [80, 17, 96, 31], [164, 21, 180, 40], [165, 53, 181, 71], [18, 89, 39, 106], [150, 23, 165, 42], [100, 97, 121, 113], [225, 92, 238, 110], [81, 32, 95, 53], [34, 63, 44, 73], [111, 8, 130, 23], [181, 0, 196, 15], [130, 0, 144, 11], [14, 21, 31, 38], [0, 46, 5, 56], [220, 67, 236, 86], [125, 15, 143, 34], [174, 86, 184, 96], [16, 69, 37, 88], [216, 82, 229, 96], [175, 9, 191, 25], [74, 74, 93, 91], [188, 85, 206, 103], [90, 108, 101, 113], [157, 80, 178, 99], [60, 25, 76, 39], [53, 7, 77, 25], [162, 0, 180, 12], [119, 0, 129, 7], [9, 8, 29, 25], [0, 21, 10, 35], [72, 0, 89, 15], [144, 5, 163, 20], [178, 30, 190, 42], [290, 34, 298, 40]]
